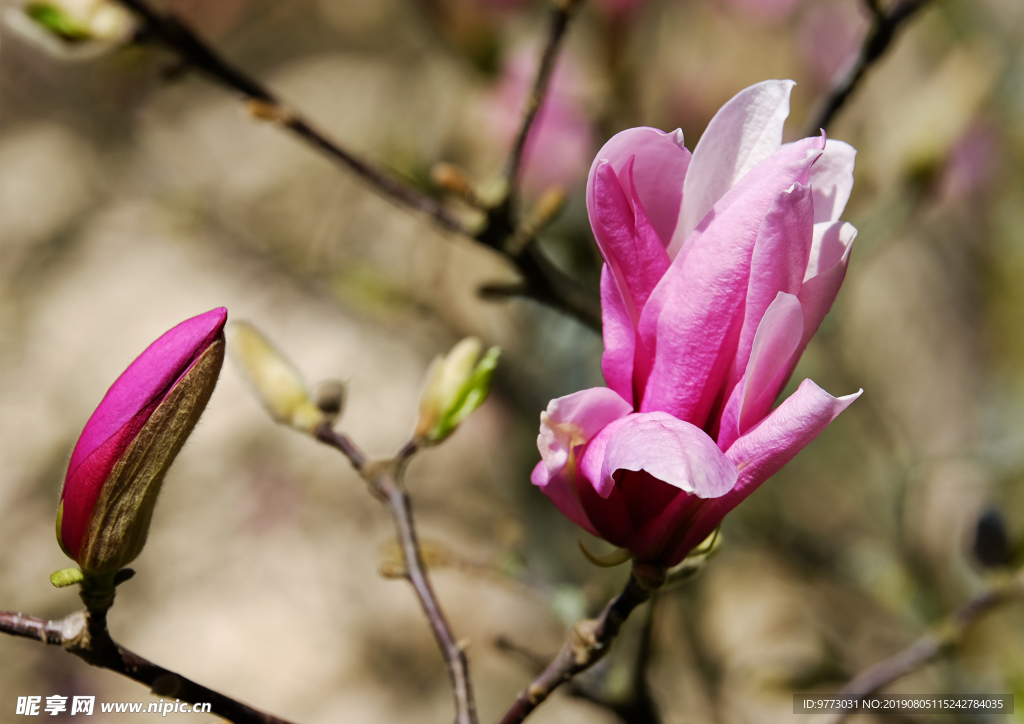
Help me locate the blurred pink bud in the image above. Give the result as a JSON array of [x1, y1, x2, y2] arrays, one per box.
[[57, 308, 227, 576], [939, 121, 998, 200], [798, 0, 868, 87], [484, 47, 594, 195], [533, 80, 861, 567]]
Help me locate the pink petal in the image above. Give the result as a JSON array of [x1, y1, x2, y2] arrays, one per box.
[[673, 80, 796, 256], [635, 135, 825, 425], [717, 292, 805, 451], [578, 414, 634, 497], [725, 184, 815, 402], [600, 265, 638, 405], [598, 412, 737, 498], [587, 126, 691, 247], [738, 293, 804, 429], [804, 220, 856, 282], [536, 387, 633, 474], [575, 412, 736, 556], [809, 139, 857, 223], [531, 461, 599, 537], [777, 221, 857, 392], [589, 160, 671, 323], [670, 379, 861, 560], [626, 475, 704, 563], [61, 307, 228, 558]]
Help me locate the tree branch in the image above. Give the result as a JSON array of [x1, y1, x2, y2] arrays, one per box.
[[832, 570, 1024, 722], [115, 0, 465, 234], [111, 0, 601, 329], [565, 593, 662, 724], [500, 0, 585, 197], [314, 424, 477, 724], [805, 0, 930, 135], [0, 608, 296, 724], [496, 564, 665, 724]]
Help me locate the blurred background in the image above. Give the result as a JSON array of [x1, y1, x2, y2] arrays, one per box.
[[1, 0, 1023, 721]]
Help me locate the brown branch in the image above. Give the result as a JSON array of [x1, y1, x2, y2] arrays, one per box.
[[496, 564, 664, 724], [0, 610, 65, 645], [109, 0, 601, 329], [470, 0, 602, 330], [0, 607, 295, 724], [805, 0, 930, 135], [481, 245, 602, 330], [501, 0, 585, 197], [565, 593, 662, 724], [314, 424, 477, 724], [831, 570, 1024, 722], [115, 0, 465, 235]]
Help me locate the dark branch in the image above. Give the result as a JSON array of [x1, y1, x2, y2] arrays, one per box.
[[115, 0, 465, 234], [480, 245, 601, 330], [496, 564, 664, 724], [314, 424, 478, 724], [566, 594, 662, 724], [501, 0, 585, 195], [832, 570, 1024, 722], [0, 608, 296, 724], [806, 0, 930, 135], [110, 0, 601, 329]]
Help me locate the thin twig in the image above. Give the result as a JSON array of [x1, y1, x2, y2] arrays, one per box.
[[0, 609, 296, 724], [314, 424, 477, 724], [115, 0, 464, 234], [806, 0, 930, 135], [111, 0, 601, 329], [481, 245, 602, 329], [566, 593, 662, 724], [500, 0, 585, 199], [0, 610, 65, 644], [831, 570, 1024, 722], [497, 564, 664, 724]]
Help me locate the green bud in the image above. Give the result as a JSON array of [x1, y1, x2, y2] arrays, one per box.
[[9, 1, 135, 60], [415, 338, 500, 444]]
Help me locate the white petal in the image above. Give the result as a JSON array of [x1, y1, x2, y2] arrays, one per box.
[[673, 80, 796, 256]]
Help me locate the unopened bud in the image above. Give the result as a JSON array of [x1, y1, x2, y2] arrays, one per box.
[[315, 380, 347, 423], [56, 308, 227, 578], [6, 0, 135, 60], [228, 322, 325, 433], [415, 338, 500, 444], [532, 186, 567, 227], [431, 163, 473, 196]]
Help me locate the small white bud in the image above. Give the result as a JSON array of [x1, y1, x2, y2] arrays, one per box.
[[228, 322, 325, 434], [416, 337, 500, 444], [5, 0, 135, 61]]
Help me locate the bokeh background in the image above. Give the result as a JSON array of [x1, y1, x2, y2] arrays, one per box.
[[2, 0, 1024, 722]]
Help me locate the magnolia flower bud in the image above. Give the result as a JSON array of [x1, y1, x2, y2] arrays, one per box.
[[5, 0, 135, 61], [314, 380, 347, 423], [415, 338, 500, 444], [56, 308, 227, 578], [228, 322, 325, 433]]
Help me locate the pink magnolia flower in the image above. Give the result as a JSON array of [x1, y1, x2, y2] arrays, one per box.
[[532, 80, 861, 567], [57, 308, 227, 576]]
